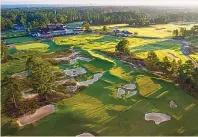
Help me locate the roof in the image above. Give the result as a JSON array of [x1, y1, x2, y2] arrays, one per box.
[[39, 28, 50, 34]]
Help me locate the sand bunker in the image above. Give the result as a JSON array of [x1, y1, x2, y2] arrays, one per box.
[[145, 113, 171, 125], [169, 100, 177, 108], [54, 51, 79, 62], [11, 71, 28, 79], [77, 73, 103, 86], [70, 57, 92, 65], [117, 88, 125, 98], [17, 104, 55, 126], [122, 84, 136, 90], [64, 67, 87, 77], [22, 92, 38, 99], [126, 91, 137, 98], [76, 133, 95, 137]]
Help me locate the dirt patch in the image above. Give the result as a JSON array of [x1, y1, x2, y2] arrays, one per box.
[[77, 73, 103, 86], [11, 71, 28, 79], [145, 113, 171, 125], [16, 104, 55, 126]]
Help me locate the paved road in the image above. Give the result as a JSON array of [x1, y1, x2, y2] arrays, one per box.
[[171, 39, 198, 67]]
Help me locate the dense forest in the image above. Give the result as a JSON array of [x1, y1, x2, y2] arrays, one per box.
[[2, 6, 198, 30]]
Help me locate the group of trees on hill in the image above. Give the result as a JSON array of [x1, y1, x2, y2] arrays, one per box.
[[2, 6, 198, 30], [145, 51, 198, 96]]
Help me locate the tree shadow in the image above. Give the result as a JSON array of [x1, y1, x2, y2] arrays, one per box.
[[1, 104, 99, 136]]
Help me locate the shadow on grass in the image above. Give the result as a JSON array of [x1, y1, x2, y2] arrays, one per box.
[[133, 36, 161, 39], [1, 104, 99, 136]]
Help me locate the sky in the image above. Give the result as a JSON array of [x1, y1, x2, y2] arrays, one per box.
[[2, 0, 198, 6]]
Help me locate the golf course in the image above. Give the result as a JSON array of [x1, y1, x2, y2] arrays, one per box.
[[1, 22, 198, 136]]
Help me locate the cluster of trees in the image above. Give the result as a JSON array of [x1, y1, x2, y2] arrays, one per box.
[[2, 56, 55, 116], [145, 51, 198, 96], [172, 25, 198, 38], [115, 39, 130, 54], [2, 6, 198, 30], [1, 41, 8, 62]]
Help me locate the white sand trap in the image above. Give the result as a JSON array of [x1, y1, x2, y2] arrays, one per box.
[[126, 91, 137, 98], [11, 71, 28, 79], [70, 57, 92, 65], [122, 84, 136, 90], [145, 113, 171, 125], [117, 88, 125, 98], [17, 104, 55, 126], [169, 100, 177, 108], [78, 73, 103, 86], [76, 133, 95, 137], [22, 93, 38, 99], [64, 67, 87, 77]]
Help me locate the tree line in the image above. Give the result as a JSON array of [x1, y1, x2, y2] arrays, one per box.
[[172, 25, 198, 38], [145, 51, 198, 97], [2, 6, 198, 30]]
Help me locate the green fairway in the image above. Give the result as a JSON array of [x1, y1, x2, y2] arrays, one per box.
[[15, 42, 49, 52], [5, 37, 35, 44], [2, 47, 198, 136]]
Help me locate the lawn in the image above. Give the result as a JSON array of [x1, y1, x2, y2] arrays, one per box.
[[15, 42, 49, 52], [4, 37, 35, 44], [2, 30, 27, 39], [2, 48, 198, 136]]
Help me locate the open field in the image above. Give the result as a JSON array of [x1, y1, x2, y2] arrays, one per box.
[[91, 23, 198, 38], [2, 22, 198, 136]]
